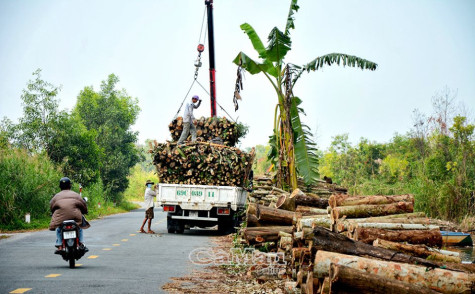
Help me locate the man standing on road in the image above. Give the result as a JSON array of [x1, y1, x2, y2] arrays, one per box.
[[139, 180, 157, 234], [177, 95, 202, 145]]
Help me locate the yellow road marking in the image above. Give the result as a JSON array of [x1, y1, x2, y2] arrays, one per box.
[[112, 244, 120, 246], [103, 248, 111, 251], [121, 239, 128, 242], [10, 289, 32, 293], [129, 233, 136, 236], [88, 255, 99, 259], [76, 264, 82, 267], [45, 274, 61, 278]]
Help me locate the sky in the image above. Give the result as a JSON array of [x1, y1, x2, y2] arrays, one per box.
[[0, 0, 474, 151]]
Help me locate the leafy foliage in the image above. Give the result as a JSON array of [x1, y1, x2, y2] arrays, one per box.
[[233, 0, 377, 190], [0, 146, 61, 227], [74, 74, 141, 201], [318, 104, 475, 222]]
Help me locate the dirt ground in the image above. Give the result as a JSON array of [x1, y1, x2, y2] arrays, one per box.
[[162, 234, 287, 294]]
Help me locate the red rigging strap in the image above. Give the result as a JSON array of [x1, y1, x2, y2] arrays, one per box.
[[205, 0, 217, 117]]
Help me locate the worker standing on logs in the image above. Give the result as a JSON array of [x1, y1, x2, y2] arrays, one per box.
[[177, 95, 202, 145]]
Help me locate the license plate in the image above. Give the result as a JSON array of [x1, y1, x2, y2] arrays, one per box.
[[63, 231, 76, 239], [189, 211, 198, 218]]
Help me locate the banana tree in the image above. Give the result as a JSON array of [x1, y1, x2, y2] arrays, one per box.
[[233, 0, 377, 190]]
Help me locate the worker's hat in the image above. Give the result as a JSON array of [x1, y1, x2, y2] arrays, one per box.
[[145, 180, 155, 186]]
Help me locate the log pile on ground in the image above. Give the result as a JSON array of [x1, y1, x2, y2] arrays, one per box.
[[168, 116, 248, 147], [149, 141, 254, 186], [236, 181, 475, 293]]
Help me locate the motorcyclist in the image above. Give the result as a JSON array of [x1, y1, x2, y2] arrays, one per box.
[[49, 177, 89, 254]]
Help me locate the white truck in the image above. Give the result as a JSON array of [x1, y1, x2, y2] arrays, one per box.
[[158, 183, 248, 233]]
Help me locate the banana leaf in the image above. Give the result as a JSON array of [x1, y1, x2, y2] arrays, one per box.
[[290, 96, 319, 185]]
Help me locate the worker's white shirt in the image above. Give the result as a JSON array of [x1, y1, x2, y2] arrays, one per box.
[[183, 102, 199, 123], [144, 187, 157, 209]]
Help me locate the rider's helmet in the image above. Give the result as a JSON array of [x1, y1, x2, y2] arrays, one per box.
[[59, 177, 72, 190]]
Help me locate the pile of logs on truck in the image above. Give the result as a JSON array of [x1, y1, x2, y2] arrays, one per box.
[[150, 117, 253, 187], [238, 176, 475, 294], [168, 116, 247, 147]]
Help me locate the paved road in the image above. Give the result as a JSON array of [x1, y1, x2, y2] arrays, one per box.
[[0, 208, 219, 294]]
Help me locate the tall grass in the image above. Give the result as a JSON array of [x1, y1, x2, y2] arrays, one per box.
[[0, 146, 139, 231], [0, 147, 61, 229], [124, 164, 158, 201]]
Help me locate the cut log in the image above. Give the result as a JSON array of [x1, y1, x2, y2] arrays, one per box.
[[328, 194, 414, 208], [352, 212, 426, 220], [310, 226, 444, 269], [296, 206, 328, 216], [243, 226, 293, 245], [353, 227, 442, 247], [353, 223, 439, 231], [336, 215, 430, 233], [257, 205, 299, 226], [276, 193, 296, 211], [330, 202, 413, 218], [297, 216, 332, 230], [293, 189, 329, 209], [246, 213, 261, 227], [328, 263, 441, 294], [373, 238, 462, 263], [314, 250, 475, 294]]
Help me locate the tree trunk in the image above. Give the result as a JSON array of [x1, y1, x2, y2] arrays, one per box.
[[310, 226, 443, 269], [352, 223, 439, 231], [243, 226, 293, 245], [293, 189, 329, 209], [331, 202, 413, 219], [296, 206, 328, 216], [276, 193, 296, 211], [246, 213, 261, 227], [337, 217, 431, 233], [353, 228, 442, 247], [373, 238, 462, 263], [328, 194, 414, 208], [314, 250, 475, 294], [328, 263, 441, 294], [257, 205, 299, 226], [297, 216, 332, 231]]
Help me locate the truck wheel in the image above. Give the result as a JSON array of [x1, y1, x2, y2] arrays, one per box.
[[176, 225, 185, 234], [218, 220, 233, 234]]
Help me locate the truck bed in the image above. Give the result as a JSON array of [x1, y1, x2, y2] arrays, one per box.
[[158, 183, 247, 211]]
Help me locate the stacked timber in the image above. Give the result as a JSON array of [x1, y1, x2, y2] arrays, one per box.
[[149, 141, 254, 186], [238, 186, 475, 293], [327, 193, 445, 246], [168, 116, 248, 147]]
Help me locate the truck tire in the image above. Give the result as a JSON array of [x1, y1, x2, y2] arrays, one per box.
[[218, 218, 234, 234]]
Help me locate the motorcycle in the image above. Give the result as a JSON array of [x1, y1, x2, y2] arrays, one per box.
[[57, 220, 88, 268], [56, 192, 89, 268]]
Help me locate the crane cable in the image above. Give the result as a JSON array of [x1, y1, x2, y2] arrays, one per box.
[[173, 5, 237, 123], [172, 7, 207, 121]]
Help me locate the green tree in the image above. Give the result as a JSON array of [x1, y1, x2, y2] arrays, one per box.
[[1, 70, 101, 185], [47, 113, 101, 187], [15, 69, 62, 153], [74, 74, 141, 201], [233, 0, 377, 190]]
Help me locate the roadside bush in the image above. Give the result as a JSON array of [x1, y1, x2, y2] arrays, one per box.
[[0, 147, 61, 229], [124, 164, 157, 201]]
